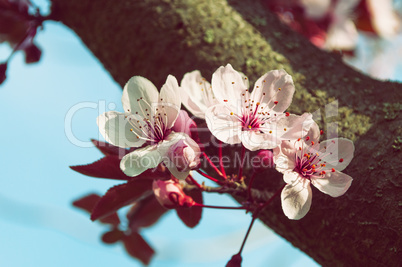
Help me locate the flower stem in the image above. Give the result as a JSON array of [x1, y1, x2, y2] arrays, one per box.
[[193, 203, 246, 210], [237, 146, 246, 180], [196, 169, 224, 185], [246, 171, 256, 201], [187, 174, 203, 189], [202, 152, 224, 178], [218, 140, 227, 179], [238, 215, 257, 255]]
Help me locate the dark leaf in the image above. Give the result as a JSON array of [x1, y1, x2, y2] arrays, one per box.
[[91, 179, 153, 221], [122, 232, 154, 265], [226, 254, 242, 267], [70, 155, 130, 180], [176, 189, 203, 228], [72, 193, 120, 226], [91, 139, 127, 157], [72, 193, 101, 213], [101, 229, 125, 244], [127, 194, 168, 230]]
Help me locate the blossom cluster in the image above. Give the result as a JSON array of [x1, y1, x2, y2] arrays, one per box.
[[73, 64, 354, 265]]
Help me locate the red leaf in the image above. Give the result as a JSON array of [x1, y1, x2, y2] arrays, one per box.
[[70, 155, 130, 180], [122, 232, 154, 265], [101, 229, 125, 244], [91, 139, 127, 156], [72, 193, 101, 213], [91, 179, 153, 221], [176, 189, 203, 228], [72, 194, 121, 226], [127, 195, 168, 230]]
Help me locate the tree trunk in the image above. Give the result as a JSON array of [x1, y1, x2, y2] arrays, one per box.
[[49, 0, 402, 266]]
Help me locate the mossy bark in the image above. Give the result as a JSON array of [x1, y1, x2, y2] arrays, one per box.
[[50, 0, 401, 265]]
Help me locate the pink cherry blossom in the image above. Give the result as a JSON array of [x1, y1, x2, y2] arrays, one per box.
[[273, 122, 354, 220], [205, 64, 314, 151], [152, 179, 195, 209]]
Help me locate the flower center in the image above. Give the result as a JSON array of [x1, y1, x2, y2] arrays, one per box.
[[126, 97, 171, 144]]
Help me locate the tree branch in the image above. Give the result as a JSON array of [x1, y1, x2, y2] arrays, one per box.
[[50, 0, 402, 265]]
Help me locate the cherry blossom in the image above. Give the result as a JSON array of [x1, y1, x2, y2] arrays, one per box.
[[205, 64, 314, 151], [273, 122, 354, 220], [97, 75, 199, 179]]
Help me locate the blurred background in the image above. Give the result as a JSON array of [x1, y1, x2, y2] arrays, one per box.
[[0, 0, 401, 266]]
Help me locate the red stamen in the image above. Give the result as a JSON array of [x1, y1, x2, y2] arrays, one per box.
[[332, 168, 335, 172], [339, 158, 344, 163], [274, 101, 278, 105], [285, 112, 290, 116]]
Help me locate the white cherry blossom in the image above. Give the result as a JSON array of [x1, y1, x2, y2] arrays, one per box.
[[273, 122, 354, 220], [205, 64, 314, 151], [97, 75, 199, 179]]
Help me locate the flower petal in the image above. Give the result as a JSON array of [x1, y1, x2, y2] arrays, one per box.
[[251, 69, 295, 113], [211, 64, 248, 104], [122, 76, 159, 114], [318, 138, 355, 171], [281, 178, 312, 220], [120, 145, 162, 177], [205, 104, 242, 144], [180, 70, 215, 119], [164, 160, 190, 180], [276, 113, 314, 141], [311, 171, 353, 197], [241, 130, 279, 151], [97, 111, 145, 148], [273, 151, 296, 174], [160, 75, 181, 128]]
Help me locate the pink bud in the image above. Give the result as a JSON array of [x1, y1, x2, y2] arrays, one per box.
[[168, 138, 200, 172], [172, 110, 199, 141], [253, 150, 274, 170], [152, 179, 194, 209]]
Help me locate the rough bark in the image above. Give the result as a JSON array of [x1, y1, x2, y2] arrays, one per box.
[[50, 0, 401, 266]]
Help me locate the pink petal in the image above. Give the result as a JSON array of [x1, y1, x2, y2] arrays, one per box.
[[159, 75, 181, 128], [318, 138, 355, 172]]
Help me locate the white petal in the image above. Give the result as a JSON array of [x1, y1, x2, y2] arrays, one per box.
[[164, 159, 191, 180], [311, 171, 353, 197], [274, 151, 296, 174], [241, 130, 279, 151], [211, 64, 248, 104], [120, 145, 162, 177], [305, 121, 321, 143], [281, 179, 312, 220], [180, 70, 214, 119], [205, 104, 242, 144], [122, 76, 159, 114], [277, 113, 315, 141], [97, 111, 145, 148], [251, 69, 295, 113], [318, 138, 354, 171], [160, 75, 181, 128], [283, 171, 300, 184], [367, 0, 400, 38]]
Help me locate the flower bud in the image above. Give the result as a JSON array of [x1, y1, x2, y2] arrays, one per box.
[[253, 150, 274, 170], [168, 138, 200, 172], [152, 179, 194, 208]]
